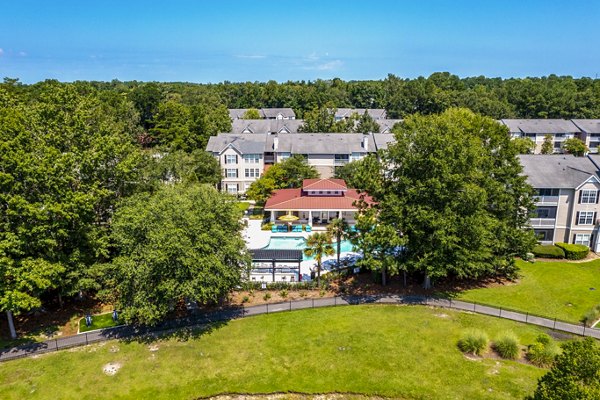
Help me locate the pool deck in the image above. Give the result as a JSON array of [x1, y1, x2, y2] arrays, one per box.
[[243, 218, 361, 280]]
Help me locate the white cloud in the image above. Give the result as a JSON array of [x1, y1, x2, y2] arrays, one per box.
[[18, 51, 26, 57], [316, 60, 343, 70], [236, 54, 266, 59], [0, 48, 4, 56]]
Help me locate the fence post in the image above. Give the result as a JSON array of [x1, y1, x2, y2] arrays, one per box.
[[583, 323, 586, 336], [289, 300, 291, 311], [526, 312, 528, 323], [55, 339, 58, 352], [499, 308, 502, 317], [334, 296, 337, 306], [473, 302, 476, 312], [85, 333, 88, 346], [312, 298, 314, 308], [266, 303, 269, 314], [449, 298, 452, 309], [553, 318, 557, 330]]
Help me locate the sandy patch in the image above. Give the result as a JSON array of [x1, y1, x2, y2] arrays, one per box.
[[434, 313, 450, 318], [103, 362, 121, 376], [148, 344, 159, 352]]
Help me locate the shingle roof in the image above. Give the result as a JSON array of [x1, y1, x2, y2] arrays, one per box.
[[274, 133, 375, 154], [303, 178, 348, 191], [373, 133, 395, 150], [229, 109, 248, 119], [572, 119, 600, 134], [231, 119, 303, 134], [518, 154, 599, 188], [501, 119, 581, 134], [206, 134, 268, 154], [260, 108, 296, 119], [377, 119, 403, 133], [334, 108, 387, 119], [264, 188, 372, 210]]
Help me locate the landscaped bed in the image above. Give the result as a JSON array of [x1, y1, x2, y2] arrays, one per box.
[[0, 305, 553, 400], [457, 258, 600, 324], [78, 312, 122, 333]]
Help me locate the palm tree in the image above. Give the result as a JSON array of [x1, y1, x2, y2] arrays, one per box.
[[304, 232, 334, 287], [327, 218, 350, 270]]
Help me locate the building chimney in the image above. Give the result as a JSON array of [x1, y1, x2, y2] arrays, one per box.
[[362, 135, 369, 150], [273, 137, 279, 151]]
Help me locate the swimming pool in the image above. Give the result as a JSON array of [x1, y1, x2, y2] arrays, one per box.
[[262, 236, 355, 260]]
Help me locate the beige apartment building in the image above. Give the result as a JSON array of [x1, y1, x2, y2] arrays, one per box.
[[519, 155, 600, 251]]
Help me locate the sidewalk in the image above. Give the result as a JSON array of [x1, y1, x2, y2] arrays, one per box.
[[2, 295, 598, 362]]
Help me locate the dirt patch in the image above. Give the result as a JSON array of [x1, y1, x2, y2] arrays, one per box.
[[434, 313, 450, 318], [148, 344, 159, 352], [102, 362, 122, 376]]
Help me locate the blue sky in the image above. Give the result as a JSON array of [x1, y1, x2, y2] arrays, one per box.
[[1, 0, 599, 83]]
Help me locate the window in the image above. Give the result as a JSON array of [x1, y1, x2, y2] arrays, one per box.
[[243, 154, 261, 164], [538, 189, 559, 197], [534, 229, 554, 241], [580, 190, 598, 204], [245, 168, 260, 178], [335, 154, 349, 162], [226, 169, 238, 178], [577, 211, 595, 225], [574, 233, 591, 247], [225, 154, 238, 164], [226, 184, 238, 194]]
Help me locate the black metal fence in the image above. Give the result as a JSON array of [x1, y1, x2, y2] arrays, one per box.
[[1, 294, 599, 363]]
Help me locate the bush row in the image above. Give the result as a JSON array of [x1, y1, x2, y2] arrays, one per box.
[[532, 245, 565, 259], [457, 330, 560, 366], [555, 242, 589, 260]]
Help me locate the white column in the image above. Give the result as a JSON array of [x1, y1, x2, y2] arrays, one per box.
[[338, 210, 342, 220], [308, 210, 312, 226], [270, 210, 275, 223]]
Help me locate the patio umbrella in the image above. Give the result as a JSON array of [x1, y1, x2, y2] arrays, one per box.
[[278, 214, 300, 222]]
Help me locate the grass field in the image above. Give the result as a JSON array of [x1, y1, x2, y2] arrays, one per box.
[[457, 259, 600, 323], [78, 313, 122, 333], [0, 305, 553, 400]]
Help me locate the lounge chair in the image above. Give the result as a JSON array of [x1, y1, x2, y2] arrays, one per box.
[[305, 225, 312, 232], [271, 225, 278, 233], [278, 225, 288, 232], [292, 225, 302, 232]]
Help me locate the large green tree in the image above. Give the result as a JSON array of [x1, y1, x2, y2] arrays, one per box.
[[145, 150, 222, 186], [327, 218, 351, 270], [109, 184, 249, 325], [304, 232, 334, 288], [381, 109, 536, 288], [246, 155, 319, 203], [529, 338, 600, 400], [562, 137, 588, 156]]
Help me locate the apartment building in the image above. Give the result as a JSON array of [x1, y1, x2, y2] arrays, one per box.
[[572, 119, 600, 153], [231, 119, 304, 134], [502, 119, 582, 153], [228, 108, 296, 120], [519, 155, 600, 251], [334, 108, 387, 120], [206, 133, 392, 194]]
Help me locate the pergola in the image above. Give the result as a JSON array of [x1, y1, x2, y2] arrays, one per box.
[[249, 249, 303, 282]]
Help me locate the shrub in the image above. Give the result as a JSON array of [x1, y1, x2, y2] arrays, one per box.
[[241, 295, 249, 303], [527, 335, 560, 367], [458, 329, 489, 356], [582, 304, 600, 327], [532, 244, 565, 259], [494, 331, 520, 359], [261, 222, 273, 231], [263, 292, 271, 301], [555, 242, 589, 260], [279, 289, 288, 298], [299, 290, 307, 297]]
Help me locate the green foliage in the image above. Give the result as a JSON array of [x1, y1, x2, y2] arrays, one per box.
[[356, 110, 380, 133], [261, 222, 273, 231], [380, 109, 537, 285], [494, 331, 520, 359], [532, 245, 565, 259], [555, 242, 589, 260], [263, 292, 271, 301], [582, 304, 600, 327], [144, 149, 222, 186], [334, 154, 384, 196], [541, 134, 554, 154], [304, 232, 335, 287], [78, 312, 121, 333], [527, 335, 560, 368], [327, 218, 352, 270], [279, 289, 288, 298], [561, 137, 588, 156], [529, 338, 600, 399], [457, 329, 489, 356], [242, 108, 261, 119], [110, 184, 250, 325], [246, 155, 319, 202], [513, 137, 536, 154]]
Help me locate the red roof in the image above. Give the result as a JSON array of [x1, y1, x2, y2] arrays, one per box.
[[302, 178, 347, 191], [265, 188, 373, 210]]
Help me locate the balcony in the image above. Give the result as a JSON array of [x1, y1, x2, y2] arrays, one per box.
[[334, 159, 349, 166], [534, 196, 559, 205], [529, 218, 556, 228]]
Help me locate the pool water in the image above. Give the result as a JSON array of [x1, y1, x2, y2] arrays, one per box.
[[263, 236, 355, 260]]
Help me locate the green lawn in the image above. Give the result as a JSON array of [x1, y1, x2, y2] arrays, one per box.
[[457, 259, 600, 323], [0, 305, 552, 400], [78, 312, 121, 333]]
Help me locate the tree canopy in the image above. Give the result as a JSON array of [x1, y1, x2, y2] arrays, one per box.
[[109, 184, 249, 325]]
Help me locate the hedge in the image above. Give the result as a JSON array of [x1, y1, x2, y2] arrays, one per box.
[[555, 242, 589, 260], [532, 244, 565, 259]]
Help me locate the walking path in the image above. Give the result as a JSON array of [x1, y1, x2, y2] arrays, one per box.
[[1, 294, 598, 362]]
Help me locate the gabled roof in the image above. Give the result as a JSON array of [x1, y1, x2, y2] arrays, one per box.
[[303, 178, 348, 191], [572, 119, 600, 134], [206, 133, 268, 155], [231, 119, 303, 134], [518, 154, 599, 189], [377, 119, 403, 133], [372, 133, 395, 151], [334, 108, 387, 120], [261, 108, 296, 119], [264, 188, 372, 210], [274, 133, 375, 154], [501, 119, 581, 134]]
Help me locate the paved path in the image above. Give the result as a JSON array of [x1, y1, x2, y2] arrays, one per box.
[[2, 295, 598, 362]]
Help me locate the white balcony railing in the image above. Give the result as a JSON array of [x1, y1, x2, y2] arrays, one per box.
[[530, 218, 556, 227], [534, 196, 559, 204]]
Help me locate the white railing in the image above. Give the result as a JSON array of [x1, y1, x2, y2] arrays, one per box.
[[530, 218, 556, 227], [534, 196, 559, 204]]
